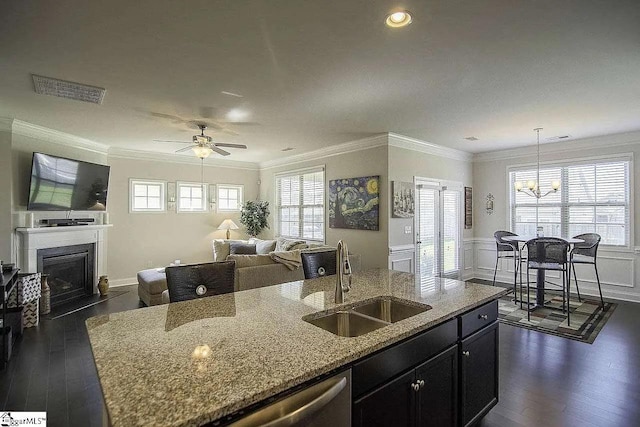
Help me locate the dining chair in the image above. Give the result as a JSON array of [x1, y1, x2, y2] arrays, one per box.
[[524, 238, 571, 324], [492, 231, 522, 297], [165, 261, 235, 303], [570, 233, 604, 308], [301, 250, 337, 279]]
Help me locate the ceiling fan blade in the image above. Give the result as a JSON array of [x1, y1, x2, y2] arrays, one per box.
[[210, 146, 231, 156], [153, 139, 192, 143], [220, 128, 240, 136], [150, 112, 188, 124], [221, 121, 261, 126], [214, 143, 247, 149], [175, 146, 195, 153]]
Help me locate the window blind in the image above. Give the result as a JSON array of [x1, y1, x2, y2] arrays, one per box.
[[509, 158, 630, 246], [275, 167, 324, 241]]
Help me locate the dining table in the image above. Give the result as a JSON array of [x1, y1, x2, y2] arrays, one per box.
[[502, 235, 584, 308]]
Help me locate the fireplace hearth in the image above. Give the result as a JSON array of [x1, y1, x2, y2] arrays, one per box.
[[37, 243, 95, 307]]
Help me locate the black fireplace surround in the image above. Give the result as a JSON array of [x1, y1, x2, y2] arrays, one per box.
[[37, 243, 95, 307]]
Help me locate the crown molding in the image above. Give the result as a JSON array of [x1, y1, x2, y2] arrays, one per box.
[[108, 146, 260, 170], [473, 130, 640, 162], [259, 134, 389, 170], [388, 133, 473, 162], [10, 119, 110, 154]]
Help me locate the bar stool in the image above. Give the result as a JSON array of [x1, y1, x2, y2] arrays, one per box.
[[492, 231, 521, 298], [525, 238, 571, 324], [570, 233, 604, 308], [165, 261, 235, 303]]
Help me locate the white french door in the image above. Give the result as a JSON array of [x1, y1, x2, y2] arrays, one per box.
[[416, 181, 462, 284]]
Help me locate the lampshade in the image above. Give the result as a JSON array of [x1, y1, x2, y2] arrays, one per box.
[[192, 145, 213, 159], [218, 219, 239, 239]]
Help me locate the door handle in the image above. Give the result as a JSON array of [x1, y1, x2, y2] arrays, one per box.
[[478, 314, 488, 320], [418, 379, 425, 388], [416, 241, 422, 244], [462, 351, 470, 357], [411, 383, 420, 392]]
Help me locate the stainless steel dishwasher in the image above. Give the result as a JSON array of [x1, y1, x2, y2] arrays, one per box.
[[229, 370, 351, 427]]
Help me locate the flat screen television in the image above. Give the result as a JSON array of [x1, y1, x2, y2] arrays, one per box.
[[27, 152, 110, 211]]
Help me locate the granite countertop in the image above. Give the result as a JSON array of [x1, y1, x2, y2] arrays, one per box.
[[86, 269, 508, 427]]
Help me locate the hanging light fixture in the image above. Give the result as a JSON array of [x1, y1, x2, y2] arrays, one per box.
[[514, 128, 560, 198]]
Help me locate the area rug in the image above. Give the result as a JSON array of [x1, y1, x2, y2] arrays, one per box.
[[43, 289, 130, 320], [496, 290, 616, 344]]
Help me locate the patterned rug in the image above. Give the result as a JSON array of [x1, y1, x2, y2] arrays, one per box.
[[497, 290, 617, 344]]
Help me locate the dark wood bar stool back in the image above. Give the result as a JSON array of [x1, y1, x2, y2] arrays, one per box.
[[492, 231, 521, 295], [525, 238, 571, 324], [165, 261, 235, 303], [301, 250, 337, 279], [570, 233, 604, 308]]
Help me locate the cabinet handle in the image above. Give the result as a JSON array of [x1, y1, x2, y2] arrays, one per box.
[[411, 383, 420, 392], [462, 351, 470, 357], [418, 379, 425, 388], [478, 314, 488, 320]]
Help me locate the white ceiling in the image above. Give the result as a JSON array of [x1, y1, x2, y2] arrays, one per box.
[[1, 0, 639, 163]]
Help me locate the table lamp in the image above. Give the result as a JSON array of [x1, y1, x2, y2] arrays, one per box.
[[218, 219, 239, 240]]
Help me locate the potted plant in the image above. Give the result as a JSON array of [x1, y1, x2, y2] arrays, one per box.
[[239, 200, 270, 237]]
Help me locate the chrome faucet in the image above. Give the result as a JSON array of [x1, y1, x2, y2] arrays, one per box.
[[335, 240, 352, 303]]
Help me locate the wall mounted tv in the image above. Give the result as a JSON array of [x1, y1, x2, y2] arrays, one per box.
[[28, 152, 110, 211]]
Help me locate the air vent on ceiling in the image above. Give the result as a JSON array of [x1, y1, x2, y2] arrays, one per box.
[[464, 136, 479, 141], [545, 135, 572, 142], [32, 74, 106, 104]]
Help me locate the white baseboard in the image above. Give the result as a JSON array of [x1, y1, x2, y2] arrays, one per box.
[[109, 277, 137, 287]]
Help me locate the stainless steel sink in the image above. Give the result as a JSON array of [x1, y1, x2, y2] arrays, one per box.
[[305, 311, 389, 337], [352, 297, 432, 323]]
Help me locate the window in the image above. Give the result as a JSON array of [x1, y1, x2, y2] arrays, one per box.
[[130, 179, 165, 212], [509, 158, 631, 246], [217, 184, 243, 211], [276, 167, 324, 241], [177, 182, 207, 212]]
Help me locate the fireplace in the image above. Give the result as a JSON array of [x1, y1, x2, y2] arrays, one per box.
[[37, 243, 95, 307]]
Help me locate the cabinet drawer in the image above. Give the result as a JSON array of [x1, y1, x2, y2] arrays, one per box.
[[352, 318, 457, 398], [459, 300, 498, 339]]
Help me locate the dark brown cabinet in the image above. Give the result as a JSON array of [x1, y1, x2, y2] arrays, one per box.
[[353, 345, 458, 427], [460, 322, 499, 427], [352, 300, 499, 427]]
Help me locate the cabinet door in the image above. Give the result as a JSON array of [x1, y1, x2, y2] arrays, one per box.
[[353, 370, 416, 427], [460, 322, 499, 427], [415, 345, 458, 427]]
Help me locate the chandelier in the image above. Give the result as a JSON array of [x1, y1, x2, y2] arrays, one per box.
[[514, 128, 560, 198]]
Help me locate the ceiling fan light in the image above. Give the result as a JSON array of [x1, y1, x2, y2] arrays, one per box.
[[193, 146, 213, 159]]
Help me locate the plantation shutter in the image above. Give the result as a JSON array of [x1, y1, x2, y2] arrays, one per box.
[[275, 166, 325, 240]]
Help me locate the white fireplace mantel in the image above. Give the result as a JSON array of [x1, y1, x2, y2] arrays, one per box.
[[15, 225, 112, 294]]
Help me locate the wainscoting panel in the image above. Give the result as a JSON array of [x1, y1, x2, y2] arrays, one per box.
[[466, 238, 639, 303], [388, 245, 416, 274]]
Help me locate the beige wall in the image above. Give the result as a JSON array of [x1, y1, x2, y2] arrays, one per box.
[[0, 130, 12, 262], [260, 145, 389, 270], [107, 157, 259, 282], [388, 145, 473, 248]]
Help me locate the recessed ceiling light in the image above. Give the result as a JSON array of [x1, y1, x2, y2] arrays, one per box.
[[385, 10, 412, 28]]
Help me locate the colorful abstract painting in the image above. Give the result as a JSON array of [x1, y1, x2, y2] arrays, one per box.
[[329, 176, 380, 231]]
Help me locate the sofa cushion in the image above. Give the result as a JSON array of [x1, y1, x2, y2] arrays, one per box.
[[276, 237, 308, 252], [226, 254, 276, 268], [249, 238, 277, 254], [213, 239, 246, 261], [229, 242, 257, 255]]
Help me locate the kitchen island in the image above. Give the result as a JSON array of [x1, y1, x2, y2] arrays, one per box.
[[87, 269, 508, 426]]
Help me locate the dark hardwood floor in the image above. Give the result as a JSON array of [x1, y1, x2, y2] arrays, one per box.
[[2, 283, 639, 427]]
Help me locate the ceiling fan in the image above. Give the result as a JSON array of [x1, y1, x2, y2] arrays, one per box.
[[154, 124, 247, 158]]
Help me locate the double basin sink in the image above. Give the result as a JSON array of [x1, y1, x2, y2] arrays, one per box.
[[304, 297, 432, 337]]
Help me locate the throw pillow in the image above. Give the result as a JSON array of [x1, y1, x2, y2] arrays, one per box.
[[249, 238, 277, 254], [213, 239, 245, 262], [229, 242, 257, 255]]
